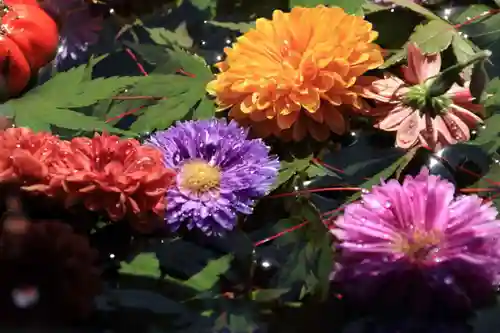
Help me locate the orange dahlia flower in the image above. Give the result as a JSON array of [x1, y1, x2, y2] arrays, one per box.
[[49, 133, 176, 229], [0, 127, 62, 187], [206, 5, 384, 141]]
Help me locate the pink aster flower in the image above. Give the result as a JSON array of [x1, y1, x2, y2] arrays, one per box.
[[331, 168, 500, 313], [363, 43, 483, 151]]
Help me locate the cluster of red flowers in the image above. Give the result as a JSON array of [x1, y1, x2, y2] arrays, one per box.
[[0, 127, 176, 231]]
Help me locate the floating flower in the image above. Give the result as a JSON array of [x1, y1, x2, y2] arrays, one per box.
[[40, 0, 102, 67], [0, 218, 100, 323], [49, 133, 175, 230], [0, 127, 62, 187], [331, 168, 500, 312], [146, 119, 279, 236], [206, 6, 384, 142], [363, 43, 483, 151]]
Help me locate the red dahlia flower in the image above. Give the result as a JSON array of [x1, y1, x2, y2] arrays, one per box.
[[50, 133, 175, 229], [0, 127, 62, 187]]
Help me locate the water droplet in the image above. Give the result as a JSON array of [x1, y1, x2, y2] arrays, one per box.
[[12, 287, 39, 309], [361, 188, 369, 194], [383, 201, 392, 208], [444, 276, 453, 285]]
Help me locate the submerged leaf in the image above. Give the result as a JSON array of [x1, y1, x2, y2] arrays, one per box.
[[182, 254, 233, 292], [119, 253, 162, 279]]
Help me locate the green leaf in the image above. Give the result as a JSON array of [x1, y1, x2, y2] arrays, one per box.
[[452, 4, 492, 25], [11, 100, 127, 135], [290, 0, 365, 15], [368, 9, 423, 50], [275, 198, 332, 299], [207, 21, 256, 33], [170, 47, 213, 81], [194, 97, 216, 119], [60, 76, 141, 108], [7, 61, 141, 134], [119, 252, 161, 278], [346, 151, 415, 204], [409, 20, 454, 54], [130, 49, 214, 132], [145, 22, 193, 49], [389, 0, 441, 20], [305, 164, 328, 178], [251, 289, 289, 302], [187, 0, 217, 10], [468, 76, 500, 154], [130, 96, 191, 132], [0, 104, 14, 118], [362, 2, 386, 14], [470, 59, 490, 102], [183, 254, 233, 292], [381, 48, 407, 69], [451, 35, 477, 63], [470, 162, 500, 211], [27, 61, 138, 108], [83, 54, 108, 82], [14, 108, 51, 132], [273, 155, 312, 190]]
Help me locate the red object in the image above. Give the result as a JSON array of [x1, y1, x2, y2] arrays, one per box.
[[0, 0, 59, 96], [0, 36, 31, 96]]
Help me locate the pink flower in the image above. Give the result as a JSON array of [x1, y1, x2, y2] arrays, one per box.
[[331, 168, 500, 312], [363, 43, 483, 151]]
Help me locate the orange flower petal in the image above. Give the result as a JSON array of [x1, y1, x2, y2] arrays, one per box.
[[207, 5, 384, 141]]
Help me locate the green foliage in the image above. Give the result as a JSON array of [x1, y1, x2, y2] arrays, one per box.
[[275, 199, 332, 300], [120, 252, 162, 278], [368, 8, 423, 50], [410, 20, 454, 54], [389, 0, 441, 20], [208, 20, 256, 33], [251, 289, 289, 302], [8, 60, 140, 135], [145, 23, 194, 48], [290, 0, 365, 15], [273, 155, 314, 190], [104, 47, 216, 133], [380, 0, 478, 69], [468, 78, 500, 153], [182, 254, 233, 292], [183, 0, 217, 11]]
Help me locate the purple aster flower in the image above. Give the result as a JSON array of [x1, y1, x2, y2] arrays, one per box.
[[331, 168, 500, 313], [146, 119, 279, 236], [39, 0, 102, 67]]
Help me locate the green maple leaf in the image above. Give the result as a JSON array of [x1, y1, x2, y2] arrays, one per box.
[[8, 61, 142, 135], [130, 48, 216, 132]]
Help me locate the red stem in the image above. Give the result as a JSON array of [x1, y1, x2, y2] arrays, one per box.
[[267, 187, 361, 199], [453, 9, 500, 29]]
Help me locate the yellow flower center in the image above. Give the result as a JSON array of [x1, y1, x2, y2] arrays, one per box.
[[396, 229, 442, 262], [180, 160, 221, 194]]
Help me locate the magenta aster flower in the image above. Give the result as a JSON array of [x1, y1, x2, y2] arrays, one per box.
[[363, 43, 483, 151], [331, 168, 500, 312], [40, 0, 102, 67], [146, 119, 279, 236]]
